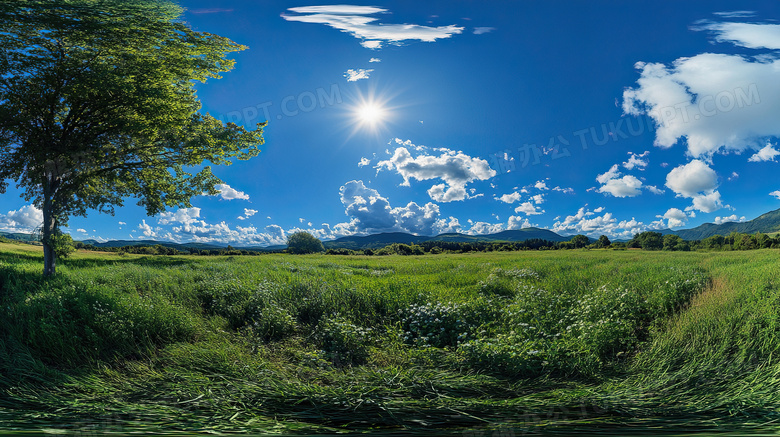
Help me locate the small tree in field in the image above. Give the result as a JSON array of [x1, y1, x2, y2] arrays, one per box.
[[287, 232, 325, 254], [569, 234, 590, 249], [0, 0, 265, 275]]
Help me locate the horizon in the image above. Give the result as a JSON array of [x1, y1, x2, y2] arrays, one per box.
[[2, 1, 780, 247]]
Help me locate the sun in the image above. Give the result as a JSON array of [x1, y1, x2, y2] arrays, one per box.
[[356, 102, 385, 125]]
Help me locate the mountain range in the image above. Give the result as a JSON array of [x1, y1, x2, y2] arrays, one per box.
[[2, 208, 779, 251]]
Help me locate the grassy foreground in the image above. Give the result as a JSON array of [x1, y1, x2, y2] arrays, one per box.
[[0, 242, 778, 435]]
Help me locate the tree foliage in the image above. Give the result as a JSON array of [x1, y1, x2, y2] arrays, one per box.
[[286, 232, 325, 254], [0, 0, 265, 275]]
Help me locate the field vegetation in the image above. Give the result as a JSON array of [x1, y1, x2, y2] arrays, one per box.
[[0, 241, 778, 434]]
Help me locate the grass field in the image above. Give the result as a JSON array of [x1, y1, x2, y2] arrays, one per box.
[[0, 242, 778, 435]]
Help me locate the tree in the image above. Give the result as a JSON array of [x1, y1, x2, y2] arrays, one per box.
[[663, 234, 683, 251], [286, 232, 325, 254], [569, 234, 590, 249], [596, 235, 611, 248], [0, 1, 265, 275]]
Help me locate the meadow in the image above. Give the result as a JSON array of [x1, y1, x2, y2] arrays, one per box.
[[0, 241, 778, 435]]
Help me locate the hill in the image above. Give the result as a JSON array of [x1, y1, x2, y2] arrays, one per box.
[[673, 208, 780, 240], [321, 228, 569, 250]]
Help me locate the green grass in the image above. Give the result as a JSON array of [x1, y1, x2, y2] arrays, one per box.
[[0, 242, 778, 434]]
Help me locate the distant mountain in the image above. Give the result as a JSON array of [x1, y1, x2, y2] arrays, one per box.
[[323, 232, 428, 250], [81, 239, 230, 252], [0, 231, 38, 242], [672, 208, 780, 240], [322, 228, 569, 250]]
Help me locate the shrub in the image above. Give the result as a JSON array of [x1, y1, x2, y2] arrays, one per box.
[[313, 315, 375, 366]]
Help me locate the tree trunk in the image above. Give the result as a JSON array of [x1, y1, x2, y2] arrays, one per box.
[[42, 177, 57, 276]]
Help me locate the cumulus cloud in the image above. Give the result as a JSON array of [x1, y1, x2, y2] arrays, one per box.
[[596, 165, 643, 197], [514, 202, 544, 216], [534, 180, 549, 191], [158, 207, 201, 225], [552, 207, 649, 239], [282, 5, 464, 49], [338, 180, 449, 235], [599, 175, 643, 198], [646, 185, 665, 195], [623, 151, 649, 170], [507, 216, 533, 230], [748, 142, 780, 162], [467, 221, 504, 235], [770, 190, 780, 200], [661, 208, 688, 228], [238, 208, 258, 220], [497, 192, 521, 204], [0, 205, 42, 232], [344, 68, 373, 81], [623, 52, 780, 158], [369, 57, 381, 63], [214, 184, 249, 201], [714, 214, 747, 224], [377, 141, 495, 202], [665, 160, 723, 213]]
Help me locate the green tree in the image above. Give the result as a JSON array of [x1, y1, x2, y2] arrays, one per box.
[[663, 234, 683, 251], [596, 235, 611, 248], [569, 234, 590, 248], [0, 1, 265, 275], [287, 231, 325, 254]]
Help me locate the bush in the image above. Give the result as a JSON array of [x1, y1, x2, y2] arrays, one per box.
[[313, 315, 375, 366]]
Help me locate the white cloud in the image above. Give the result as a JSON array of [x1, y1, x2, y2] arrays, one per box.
[[377, 141, 495, 202], [368, 57, 381, 63], [76, 228, 87, 233], [698, 21, 780, 50], [467, 221, 504, 235], [665, 160, 718, 197], [338, 180, 447, 235], [282, 6, 464, 48], [238, 208, 258, 220], [596, 165, 621, 185], [596, 165, 643, 197], [287, 5, 385, 14], [473, 27, 495, 35], [531, 194, 545, 204], [661, 208, 688, 228], [0, 204, 42, 232], [497, 192, 521, 204], [714, 214, 747, 224], [599, 175, 643, 198], [690, 191, 724, 214], [623, 151, 649, 170], [534, 180, 549, 191], [118, 221, 127, 226], [623, 53, 780, 158], [344, 68, 373, 81], [665, 160, 723, 213], [158, 207, 201, 225], [138, 220, 157, 238], [552, 207, 649, 239], [507, 216, 533, 230], [214, 184, 249, 200], [358, 157, 371, 167], [748, 142, 780, 162], [514, 202, 544, 216], [770, 190, 780, 200], [646, 185, 665, 195]]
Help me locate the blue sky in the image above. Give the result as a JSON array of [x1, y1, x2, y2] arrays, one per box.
[[3, 1, 780, 245]]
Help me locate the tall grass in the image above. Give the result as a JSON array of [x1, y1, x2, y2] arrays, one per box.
[[0, 243, 778, 433]]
